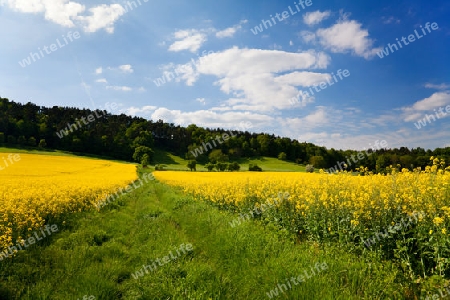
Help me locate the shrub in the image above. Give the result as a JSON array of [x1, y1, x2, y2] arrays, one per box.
[[227, 162, 241, 171], [155, 164, 166, 171], [205, 163, 215, 171], [278, 152, 287, 160], [141, 154, 150, 168], [215, 162, 227, 172], [249, 164, 262, 172], [305, 164, 314, 173], [38, 139, 47, 148], [187, 160, 196, 171]]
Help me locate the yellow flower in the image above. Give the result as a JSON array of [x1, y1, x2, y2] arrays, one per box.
[[442, 228, 447, 235], [0, 153, 137, 254], [433, 217, 444, 226], [429, 230, 433, 235]]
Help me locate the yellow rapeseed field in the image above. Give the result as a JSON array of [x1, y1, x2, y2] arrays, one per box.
[[0, 153, 138, 253], [154, 158, 450, 277]]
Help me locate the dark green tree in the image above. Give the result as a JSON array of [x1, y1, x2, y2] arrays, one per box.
[[187, 160, 197, 171], [133, 146, 154, 163], [141, 154, 150, 168]]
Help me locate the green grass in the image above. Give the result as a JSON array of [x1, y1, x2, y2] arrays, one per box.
[[1, 146, 308, 172], [0, 146, 136, 164], [153, 149, 308, 172], [0, 146, 76, 156], [237, 156, 307, 172], [0, 170, 416, 299]]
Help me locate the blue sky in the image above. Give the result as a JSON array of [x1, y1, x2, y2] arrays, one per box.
[[0, 0, 449, 150]]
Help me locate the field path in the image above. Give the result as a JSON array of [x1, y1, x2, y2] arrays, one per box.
[[0, 173, 410, 299]]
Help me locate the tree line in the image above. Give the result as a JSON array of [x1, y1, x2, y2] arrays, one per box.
[[0, 97, 448, 172]]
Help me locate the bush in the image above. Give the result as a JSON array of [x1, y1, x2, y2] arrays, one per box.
[[28, 137, 37, 147], [249, 164, 262, 172], [187, 160, 196, 171], [133, 146, 154, 164], [305, 164, 314, 173], [155, 164, 166, 171], [141, 154, 150, 168], [278, 152, 287, 160], [215, 162, 227, 172], [38, 139, 47, 148], [205, 163, 215, 171], [227, 162, 241, 171]]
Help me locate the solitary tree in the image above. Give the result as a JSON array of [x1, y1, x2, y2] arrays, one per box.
[[305, 164, 315, 173], [187, 160, 197, 171], [205, 162, 215, 171], [278, 152, 287, 161], [133, 146, 154, 164], [141, 154, 150, 168], [38, 139, 47, 148]]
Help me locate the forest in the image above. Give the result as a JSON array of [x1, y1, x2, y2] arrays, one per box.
[[1, 97, 448, 173]]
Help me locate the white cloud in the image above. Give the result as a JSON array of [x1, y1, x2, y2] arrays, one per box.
[[168, 29, 207, 53], [289, 40, 293, 46], [175, 47, 330, 112], [96, 78, 107, 83], [303, 10, 331, 26], [106, 64, 134, 74], [123, 105, 157, 116], [373, 92, 450, 123], [411, 92, 450, 111], [4, 0, 85, 27], [118, 64, 133, 73], [274, 71, 331, 87], [106, 85, 132, 91], [315, 20, 381, 59], [95, 67, 102, 74], [3, 1, 125, 33], [382, 16, 401, 24], [196, 98, 206, 105], [425, 83, 450, 90], [280, 107, 331, 131], [77, 4, 125, 33], [299, 31, 316, 43], [150, 107, 272, 129], [216, 20, 247, 38]]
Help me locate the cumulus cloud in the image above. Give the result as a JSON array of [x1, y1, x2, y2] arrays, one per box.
[[216, 20, 247, 38], [149, 107, 272, 129], [106, 64, 134, 74], [173, 47, 330, 112], [77, 4, 125, 33], [3, 0, 125, 33], [315, 19, 381, 59], [118, 64, 133, 73], [106, 85, 132, 91], [299, 31, 316, 43], [303, 10, 331, 26], [196, 98, 206, 105], [398, 92, 450, 122], [3, 0, 85, 27], [425, 83, 450, 90], [123, 105, 157, 116], [168, 29, 207, 53]]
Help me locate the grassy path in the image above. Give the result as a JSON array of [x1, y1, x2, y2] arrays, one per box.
[[0, 176, 411, 299]]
